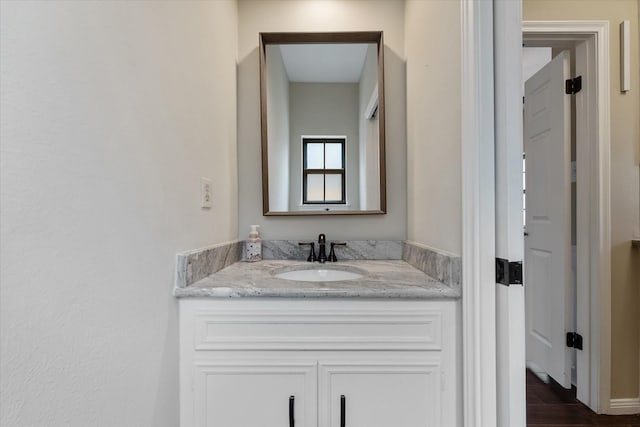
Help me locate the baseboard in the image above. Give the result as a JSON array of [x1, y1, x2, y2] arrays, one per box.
[[525, 361, 550, 383], [608, 398, 640, 415]]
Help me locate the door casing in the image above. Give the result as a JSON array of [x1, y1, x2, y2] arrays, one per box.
[[461, 1, 497, 426], [521, 21, 612, 414], [466, 6, 612, 422]]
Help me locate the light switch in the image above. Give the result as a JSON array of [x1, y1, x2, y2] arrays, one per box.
[[200, 177, 213, 208]]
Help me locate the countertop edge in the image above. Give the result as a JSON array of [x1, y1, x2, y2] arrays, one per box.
[[172, 260, 462, 300], [173, 286, 462, 299]]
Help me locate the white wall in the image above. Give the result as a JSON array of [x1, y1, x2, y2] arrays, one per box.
[[237, 0, 406, 240], [288, 82, 359, 210], [0, 1, 238, 426], [266, 45, 290, 211], [405, 0, 461, 255]]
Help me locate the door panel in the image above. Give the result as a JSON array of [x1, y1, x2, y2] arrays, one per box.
[[318, 361, 442, 427], [524, 50, 573, 388], [529, 248, 552, 346], [194, 361, 317, 427]]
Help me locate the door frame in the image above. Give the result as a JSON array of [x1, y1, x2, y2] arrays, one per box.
[[461, 1, 497, 426], [463, 4, 612, 421], [522, 21, 611, 414], [494, 1, 526, 426]]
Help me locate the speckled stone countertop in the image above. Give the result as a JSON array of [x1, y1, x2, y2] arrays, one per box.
[[173, 260, 461, 299]]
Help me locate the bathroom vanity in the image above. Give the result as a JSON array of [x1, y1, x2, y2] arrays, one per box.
[[176, 260, 461, 427], [171, 26, 466, 426]]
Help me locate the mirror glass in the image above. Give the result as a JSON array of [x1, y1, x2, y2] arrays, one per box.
[[260, 32, 386, 215]]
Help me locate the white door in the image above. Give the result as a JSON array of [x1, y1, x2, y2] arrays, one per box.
[[318, 360, 445, 427], [524, 50, 573, 388], [193, 361, 317, 427]]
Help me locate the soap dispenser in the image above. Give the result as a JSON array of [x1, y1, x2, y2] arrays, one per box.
[[245, 225, 262, 262]]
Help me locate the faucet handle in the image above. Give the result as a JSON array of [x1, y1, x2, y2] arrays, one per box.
[[298, 242, 316, 262], [328, 242, 347, 262]]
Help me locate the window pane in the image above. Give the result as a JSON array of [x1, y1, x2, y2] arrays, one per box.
[[325, 174, 343, 201], [325, 143, 343, 169], [306, 174, 325, 201], [306, 143, 324, 169]]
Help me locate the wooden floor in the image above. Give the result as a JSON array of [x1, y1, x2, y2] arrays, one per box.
[[527, 370, 640, 426]]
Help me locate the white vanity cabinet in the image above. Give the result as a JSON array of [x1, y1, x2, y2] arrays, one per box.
[[191, 360, 317, 427], [318, 360, 444, 427], [179, 299, 460, 427]]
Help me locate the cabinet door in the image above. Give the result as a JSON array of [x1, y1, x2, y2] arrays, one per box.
[[318, 360, 441, 427], [192, 361, 317, 427]]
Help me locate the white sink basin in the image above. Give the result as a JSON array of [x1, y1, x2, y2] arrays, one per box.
[[274, 268, 363, 282]]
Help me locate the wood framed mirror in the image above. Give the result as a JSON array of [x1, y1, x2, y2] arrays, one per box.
[[259, 31, 386, 216]]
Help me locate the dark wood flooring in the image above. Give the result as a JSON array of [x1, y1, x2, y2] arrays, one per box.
[[527, 370, 640, 426]]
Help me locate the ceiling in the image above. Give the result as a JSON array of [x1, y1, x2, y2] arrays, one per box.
[[278, 43, 371, 83]]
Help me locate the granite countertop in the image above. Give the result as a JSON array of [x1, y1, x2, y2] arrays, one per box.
[[173, 260, 460, 299]]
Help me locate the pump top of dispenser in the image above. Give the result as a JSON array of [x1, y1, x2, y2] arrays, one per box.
[[249, 225, 260, 239]]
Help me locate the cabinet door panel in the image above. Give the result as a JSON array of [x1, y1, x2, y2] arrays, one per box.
[[319, 361, 441, 427], [194, 361, 317, 427]]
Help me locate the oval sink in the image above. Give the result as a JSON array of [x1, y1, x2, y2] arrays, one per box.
[[274, 268, 363, 282]]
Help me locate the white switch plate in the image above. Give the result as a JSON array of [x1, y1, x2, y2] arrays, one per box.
[[200, 177, 213, 208]]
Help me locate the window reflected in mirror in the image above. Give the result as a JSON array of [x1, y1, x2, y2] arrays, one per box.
[[302, 138, 346, 205]]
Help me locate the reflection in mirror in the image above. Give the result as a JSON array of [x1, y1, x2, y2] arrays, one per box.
[[260, 32, 386, 216]]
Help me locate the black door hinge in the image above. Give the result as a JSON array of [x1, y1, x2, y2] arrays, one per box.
[[565, 76, 582, 94], [496, 258, 523, 286], [566, 332, 583, 350]]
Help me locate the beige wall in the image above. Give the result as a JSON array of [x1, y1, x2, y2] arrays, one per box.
[[0, 1, 238, 425], [524, 0, 640, 401], [288, 83, 360, 211], [405, 0, 462, 255], [237, 0, 407, 240]]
